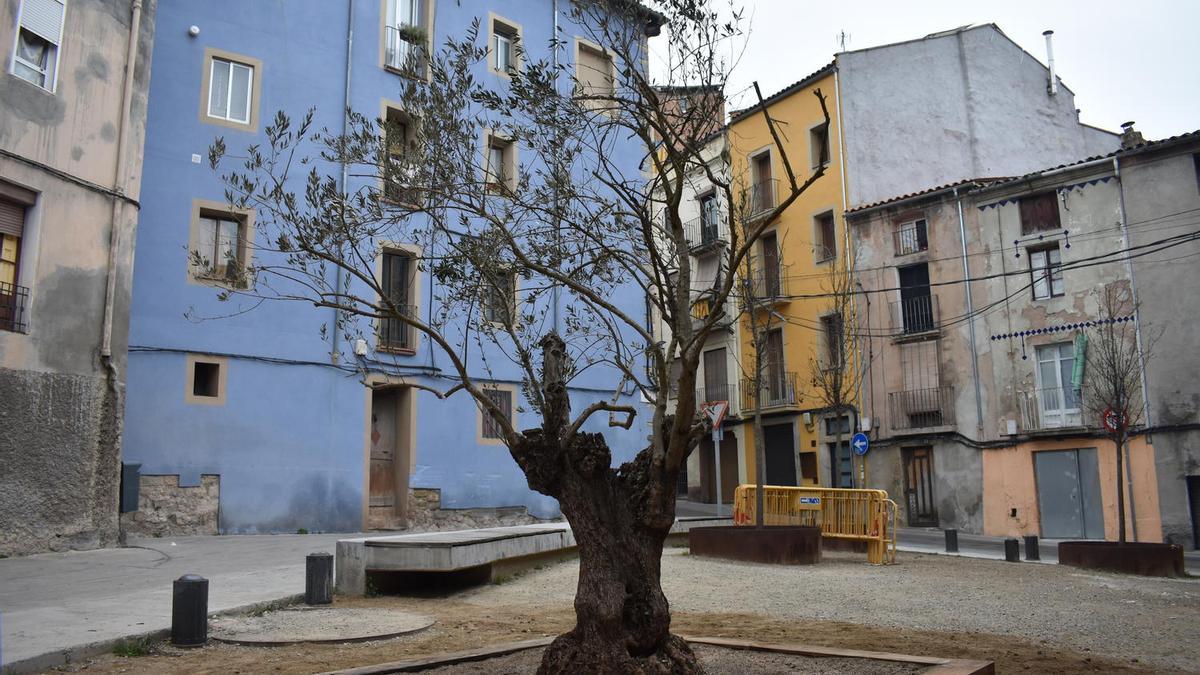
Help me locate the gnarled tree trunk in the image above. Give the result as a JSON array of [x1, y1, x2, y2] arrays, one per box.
[[509, 335, 701, 674]]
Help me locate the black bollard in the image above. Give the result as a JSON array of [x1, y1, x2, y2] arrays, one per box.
[[1004, 538, 1020, 562], [306, 552, 334, 605], [1024, 535, 1040, 561], [944, 529, 959, 553], [172, 574, 208, 647]]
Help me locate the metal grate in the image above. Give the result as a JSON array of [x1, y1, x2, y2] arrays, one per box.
[[0, 282, 30, 333], [888, 386, 954, 430]]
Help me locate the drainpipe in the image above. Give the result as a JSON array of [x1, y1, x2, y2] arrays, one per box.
[[833, 68, 864, 428], [550, 0, 561, 331], [954, 187, 984, 432], [332, 0, 356, 365], [1113, 156, 1147, 541], [100, 0, 144, 389]]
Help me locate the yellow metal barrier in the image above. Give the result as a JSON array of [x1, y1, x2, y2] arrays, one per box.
[[732, 485, 897, 564]]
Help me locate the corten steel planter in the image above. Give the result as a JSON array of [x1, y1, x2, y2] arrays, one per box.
[[689, 525, 821, 565], [1058, 541, 1185, 577]]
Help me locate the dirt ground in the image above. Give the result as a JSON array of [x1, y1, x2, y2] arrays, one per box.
[[61, 550, 1196, 675]]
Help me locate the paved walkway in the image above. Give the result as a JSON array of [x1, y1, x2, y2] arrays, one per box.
[[0, 533, 358, 673]]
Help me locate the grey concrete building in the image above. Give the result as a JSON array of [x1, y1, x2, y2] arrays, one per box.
[[837, 24, 1116, 209], [0, 0, 155, 556], [848, 127, 1200, 545]]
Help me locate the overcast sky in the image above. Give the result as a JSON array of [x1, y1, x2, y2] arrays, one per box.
[[656, 0, 1199, 140]]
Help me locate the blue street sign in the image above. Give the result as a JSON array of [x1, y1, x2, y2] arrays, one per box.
[[851, 432, 870, 456]]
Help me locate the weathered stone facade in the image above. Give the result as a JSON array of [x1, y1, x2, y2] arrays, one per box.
[[119, 474, 220, 539], [404, 488, 555, 532]]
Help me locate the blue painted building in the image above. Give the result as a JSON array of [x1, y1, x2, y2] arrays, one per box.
[[123, 0, 657, 535]]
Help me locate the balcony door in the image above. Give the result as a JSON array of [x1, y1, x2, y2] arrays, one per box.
[[760, 231, 780, 297], [897, 263, 932, 333], [764, 328, 785, 401], [703, 347, 727, 404], [1035, 343, 1081, 427]]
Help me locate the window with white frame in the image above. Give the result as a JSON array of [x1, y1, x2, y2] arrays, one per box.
[[490, 16, 520, 75], [189, 202, 251, 286], [384, 0, 423, 74], [11, 0, 66, 91], [207, 57, 254, 124], [484, 133, 515, 192], [1029, 244, 1064, 299]]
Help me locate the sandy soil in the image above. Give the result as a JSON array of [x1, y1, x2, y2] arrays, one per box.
[[60, 549, 1198, 674]]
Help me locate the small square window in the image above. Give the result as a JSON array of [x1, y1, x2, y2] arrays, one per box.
[[189, 201, 253, 287], [481, 268, 516, 325], [201, 49, 261, 130], [11, 0, 65, 92], [185, 355, 227, 405], [1019, 192, 1061, 235], [893, 218, 928, 256], [480, 386, 514, 442]]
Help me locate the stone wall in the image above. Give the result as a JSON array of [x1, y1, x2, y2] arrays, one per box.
[[119, 475, 220, 538], [0, 369, 121, 557], [405, 488, 555, 531]]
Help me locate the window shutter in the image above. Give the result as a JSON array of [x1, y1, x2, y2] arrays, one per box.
[[20, 0, 66, 45], [0, 199, 25, 238]]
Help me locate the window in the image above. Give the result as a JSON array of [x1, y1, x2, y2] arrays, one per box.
[[750, 152, 774, 213], [821, 313, 844, 369], [384, 0, 425, 74], [480, 386, 514, 442], [894, 218, 928, 256], [1019, 192, 1061, 234], [10, 0, 65, 91], [575, 40, 614, 110], [185, 354, 227, 405], [810, 122, 830, 168], [489, 16, 521, 76], [814, 211, 836, 262], [0, 189, 32, 333], [1029, 244, 1064, 299], [481, 268, 516, 325], [189, 200, 252, 286], [824, 415, 851, 436], [201, 49, 261, 130], [383, 106, 418, 204], [484, 133, 515, 192], [1035, 342, 1081, 427], [1193, 153, 1199, 193], [896, 263, 934, 334], [698, 192, 719, 244], [379, 251, 415, 351]]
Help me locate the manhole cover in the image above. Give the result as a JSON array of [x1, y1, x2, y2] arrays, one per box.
[[210, 607, 435, 645]]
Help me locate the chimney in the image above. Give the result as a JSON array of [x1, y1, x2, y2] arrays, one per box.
[[1043, 30, 1058, 95], [1120, 121, 1146, 150]]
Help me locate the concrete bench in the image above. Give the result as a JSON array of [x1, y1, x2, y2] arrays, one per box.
[[335, 517, 728, 595]]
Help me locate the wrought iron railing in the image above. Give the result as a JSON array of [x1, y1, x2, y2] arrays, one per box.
[[749, 263, 789, 301], [1019, 386, 1084, 431], [888, 386, 954, 430], [741, 371, 799, 411], [385, 25, 425, 75], [0, 282, 29, 333], [683, 214, 724, 250], [378, 304, 418, 351], [890, 294, 939, 335], [893, 220, 928, 256], [744, 178, 778, 217]]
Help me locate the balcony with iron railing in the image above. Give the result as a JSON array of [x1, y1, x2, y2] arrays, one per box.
[[377, 304, 418, 352], [890, 293, 939, 336], [743, 178, 778, 219], [741, 371, 799, 412], [690, 294, 734, 333], [748, 263, 789, 303], [0, 282, 30, 333], [1019, 386, 1084, 431], [683, 214, 725, 251], [385, 25, 426, 76], [888, 386, 954, 431], [893, 220, 928, 257], [698, 382, 735, 407]]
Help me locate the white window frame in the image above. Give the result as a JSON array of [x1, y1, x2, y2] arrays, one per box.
[[1034, 342, 1081, 427], [1030, 245, 1064, 300], [384, 0, 422, 73], [10, 0, 67, 93], [207, 58, 254, 125]]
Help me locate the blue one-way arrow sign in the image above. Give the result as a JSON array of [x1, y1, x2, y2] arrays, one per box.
[[851, 432, 870, 456]]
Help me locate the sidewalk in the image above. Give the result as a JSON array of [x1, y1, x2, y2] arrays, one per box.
[[0, 533, 358, 674]]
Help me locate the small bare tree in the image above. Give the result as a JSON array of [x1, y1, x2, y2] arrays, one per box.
[[204, 2, 830, 670], [807, 255, 862, 485], [1082, 282, 1151, 545]]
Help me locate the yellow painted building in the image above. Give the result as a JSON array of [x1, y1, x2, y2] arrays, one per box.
[[726, 65, 861, 490]]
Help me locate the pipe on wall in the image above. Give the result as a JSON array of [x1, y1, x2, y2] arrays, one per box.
[[954, 187, 984, 431], [332, 0, 356, 365], [100, 0, 144, 383]]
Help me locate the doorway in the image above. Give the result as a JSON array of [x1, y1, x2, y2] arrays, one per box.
[[902, 447, 938, 527], [1034, 448, 1104, 539], [763, 422, 797, 486], [699, 434, 739, 503], [368, 387, 413, 529], [1187, 475, 1200, 550]]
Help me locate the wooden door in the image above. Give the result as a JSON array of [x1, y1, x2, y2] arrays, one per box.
[[368, 388, 408, 529], [703, 347, 726, 403], [761, 232, 780, 297], [902, 447, 938, 527]]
